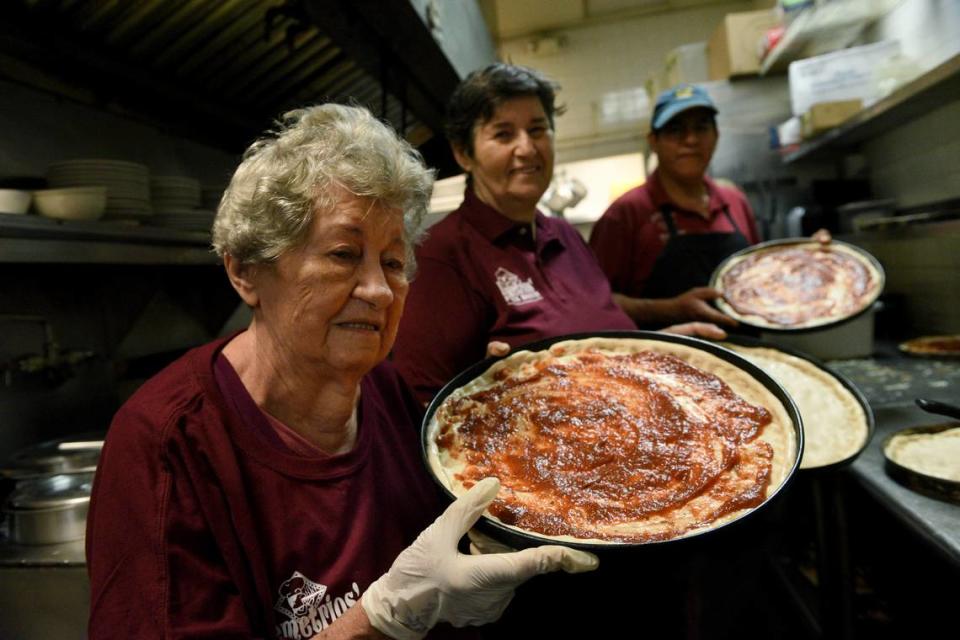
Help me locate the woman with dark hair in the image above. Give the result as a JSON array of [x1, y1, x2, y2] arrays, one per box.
[[393, 63, 724, 405]]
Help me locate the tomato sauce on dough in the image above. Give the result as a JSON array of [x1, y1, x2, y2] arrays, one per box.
[[721, 247, 875, 326], [436, 350, 774, 542]]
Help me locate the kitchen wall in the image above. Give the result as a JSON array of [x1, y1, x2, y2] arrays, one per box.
[[849, 0, 960, 334], [491, 1, 815, 237], [493, 0, 960, 209], [496, 0, 758, 163], [0, 79, 242, 460], [0, 264, 239, 460], [860, 0, 960, 207], [851, 221, 960, 335], [556, 152, 646, 224], [0, 78, 238, 185]]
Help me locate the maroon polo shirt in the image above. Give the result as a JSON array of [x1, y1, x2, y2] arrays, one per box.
[[589, 170, 760, 298], [393, 188, 635, 404], [87, 335, 475, 640]]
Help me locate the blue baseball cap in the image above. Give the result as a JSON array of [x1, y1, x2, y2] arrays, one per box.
[[651, 84, 717, 131]]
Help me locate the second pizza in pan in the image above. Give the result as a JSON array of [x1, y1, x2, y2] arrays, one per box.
[[723, 342, 871, 469], [711, 240, 884, 331]]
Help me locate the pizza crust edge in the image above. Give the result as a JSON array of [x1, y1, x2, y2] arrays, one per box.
[[723, 344, 868, 468], [425, 337, 799, 545], [714, 242, 883, 330]]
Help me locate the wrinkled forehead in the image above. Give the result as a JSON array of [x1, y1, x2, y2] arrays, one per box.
[[316, 192, 406, 239]]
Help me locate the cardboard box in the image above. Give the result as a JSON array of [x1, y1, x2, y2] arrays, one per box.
[[801, 99, 863, 138], [708, 9, 781, 80], [788, 40, 900, 116]]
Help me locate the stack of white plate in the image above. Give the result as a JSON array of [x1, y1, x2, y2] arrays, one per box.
[[201, 184, 227, 211], [148, 208, 216, 233], [151, 175, 201, 210], [47, 159, 152, 221]]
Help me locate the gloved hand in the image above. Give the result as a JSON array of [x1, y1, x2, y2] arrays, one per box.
[[361, 477, 599, 640], [467, 528, 516, 556]]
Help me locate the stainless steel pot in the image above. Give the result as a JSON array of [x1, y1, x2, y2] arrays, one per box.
[[3, 473, 92, 545], [0, 435, 102, 481]]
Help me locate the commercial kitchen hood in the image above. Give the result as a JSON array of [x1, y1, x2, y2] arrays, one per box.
[[0, 0, 493, 177]]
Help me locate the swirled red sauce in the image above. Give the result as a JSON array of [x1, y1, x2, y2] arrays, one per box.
[[721, 247, 876, 327], [435, 349, 775, 542]]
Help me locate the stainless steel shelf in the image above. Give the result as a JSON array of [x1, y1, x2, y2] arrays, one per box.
[[0, 214, 217, 264], [783, 53, 960, 164]]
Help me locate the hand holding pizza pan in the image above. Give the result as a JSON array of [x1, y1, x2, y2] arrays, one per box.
[[708, 239, 885, 334], [421, 330, 803, 556]]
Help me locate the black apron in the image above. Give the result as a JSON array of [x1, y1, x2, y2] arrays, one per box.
[[643, 203, 750, 299]]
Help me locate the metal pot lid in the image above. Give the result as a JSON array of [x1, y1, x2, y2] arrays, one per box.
[[6, 472, 93, 510], [1, 434, 103, 479]]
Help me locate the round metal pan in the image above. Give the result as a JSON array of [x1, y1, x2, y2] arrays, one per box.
[[720, 335, 875, 473], [421, 330, 804, 554], [883, 423, 960, 504], [708, 238, 885, 334], [897, 335, 960, 359]]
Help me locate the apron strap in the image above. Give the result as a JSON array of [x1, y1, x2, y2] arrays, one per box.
[[718, 204, 744, 237], [659, 204, 679, 237]]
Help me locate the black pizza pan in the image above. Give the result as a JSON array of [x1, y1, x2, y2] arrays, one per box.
[[720, 335, 875, 473], [421, 330, 804, 556], [707, 238, 885, 334], [897, 335, 960, 359], [883, 423, 960, 505]]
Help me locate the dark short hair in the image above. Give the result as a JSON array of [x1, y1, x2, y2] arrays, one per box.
[[444, 63, 565, 157]]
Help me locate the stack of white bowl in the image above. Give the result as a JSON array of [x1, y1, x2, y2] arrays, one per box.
[[47, 159, 152, 221], [0, 189, 32, 215]]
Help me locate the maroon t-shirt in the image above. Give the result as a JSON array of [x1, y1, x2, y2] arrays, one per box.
[[86, 335, 475, 640], [393, 188, 636, 404], [589, 170, 760, 297]]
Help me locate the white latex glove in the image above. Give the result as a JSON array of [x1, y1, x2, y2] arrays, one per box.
[[361, 477, 599, 640], [467, 528, 516, 556]]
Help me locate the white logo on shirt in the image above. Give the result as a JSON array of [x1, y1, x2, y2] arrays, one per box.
[[274, 572, 361, 639], [495, 267, 543, 306]]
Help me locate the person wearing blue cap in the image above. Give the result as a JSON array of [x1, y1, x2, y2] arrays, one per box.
[[588, 83, 758, 328]]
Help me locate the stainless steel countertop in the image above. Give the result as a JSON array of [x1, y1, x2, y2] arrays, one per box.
[[846, 396, 960, 569], [0, 535, 86, 566]]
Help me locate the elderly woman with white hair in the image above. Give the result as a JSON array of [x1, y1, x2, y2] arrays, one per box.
[[86, 104, 595, 640]]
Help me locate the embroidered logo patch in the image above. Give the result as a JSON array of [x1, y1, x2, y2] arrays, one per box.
[[274, 572, 362, 639], [495, 267, 543, 306], [275, 571, 326, 619]]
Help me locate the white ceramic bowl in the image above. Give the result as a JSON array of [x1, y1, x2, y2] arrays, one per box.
[[33, 187, 107, 221], [0, 188, 32, 215]]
